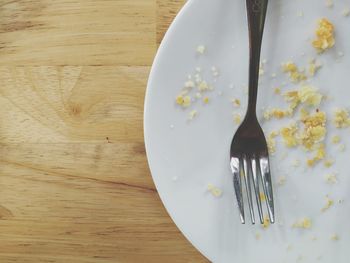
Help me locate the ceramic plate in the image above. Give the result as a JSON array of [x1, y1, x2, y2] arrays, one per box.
[[144, 0, 350, 262]]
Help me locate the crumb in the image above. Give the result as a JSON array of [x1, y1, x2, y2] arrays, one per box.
[[281, 124, 299, 147], [311, 236, 318, 241], [287, 244, 293, 251], [312, 18, 335, 53], [267, 131, 278, 154], [176, 95, 192, 107], [339, 144, 346, 152], [324, 159, 334, 167], [184, 80, 195, 89], [325, 0, 333, 8], [333, 109, 350, 128], [292, 218, 312, 229], [233, 113, 241, 124], [330, 234, 339, 241], [262, 216, 270, 229], [207, 184, 222, 197], [342, 8, 350, 17], [195, 67, 201, 72], [198, 81, 209, 91], [188, 110, 198, 120], [172, 176, 178, 182], [232, 98, 241, 107], [325, 174, 337, 184], [297, 11, 304, 17], [274, 87, 281, 94], [195, 92, 202, 99], [259, 192, 266, 201], [309, 59, 322, 76], [300, 111, 327, 150], [331, 135, 340, 144], [203, 97, 209, 104], [282, 61, 307, 83], [321, 195, 334, 212], [196, 45, 206, 54]]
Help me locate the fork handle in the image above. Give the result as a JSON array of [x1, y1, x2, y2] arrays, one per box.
[[246, 0, 268, 116]]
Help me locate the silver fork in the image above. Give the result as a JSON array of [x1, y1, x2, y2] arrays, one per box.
[[230, 0, 274, 224]]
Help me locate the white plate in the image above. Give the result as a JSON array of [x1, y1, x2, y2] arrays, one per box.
[[144, 0, 350, 262]]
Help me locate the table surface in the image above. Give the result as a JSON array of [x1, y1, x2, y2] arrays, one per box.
[[0, 0, 208, 262]]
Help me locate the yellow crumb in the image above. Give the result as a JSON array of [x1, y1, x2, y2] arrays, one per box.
[[298, 86, 323, 107], [274, 87, 281, 94], [262, 216, 270, 229], [333, 109, 350, 128], [325, 174, 337, 184], [264, 108, 292, 120], [312, 18, 335, 53], [232, 98, 241, 107], [281, 124, 299, 147], [342, 8, 350, 17], [300, 111, 327, 150], [307, 143, 326, 167], [207, 184, 222, 197], [259, 192, 266, 201], [292, 218, 312, 229], [267, 131, 278, 154], [176, 95, 184, 105], [321, 196, 334, 212], [339, 144, 346, 152], [233, 114, 241, 124], [188, 110, 198, 120], [325, 0, 333, 8], [324, 159, 334, 167], [332, 135, 340, 144], [309, 59, 322, 76], [203, 97, 209, 104], [282, 62, 307, 83], [196, 45, 206, 54], [198, 81, 209, 91], [330, 234, 339, 241]]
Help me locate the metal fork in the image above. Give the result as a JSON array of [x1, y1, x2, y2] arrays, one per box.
[[230, 0, 274, 224]]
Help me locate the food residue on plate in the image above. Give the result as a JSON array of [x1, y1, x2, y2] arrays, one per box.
[[312, 18, 335, 53]]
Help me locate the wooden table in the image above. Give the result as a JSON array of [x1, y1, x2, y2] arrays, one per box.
[[0, 1, 208, 262]]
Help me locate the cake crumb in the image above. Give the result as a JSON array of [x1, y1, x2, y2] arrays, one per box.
[[333, 109, 350, 128], [342, 7, 350, 17], [330, 234, 339, 241], [321, 196, 334, 212], [262, 216, 270, 229], [325, 174, 337, 184], [312, 18, 335, 53], [203, 97, 209, 104], [292, 218, 312, 229], [196, 45, 206, 54], [331, 135, 340, 144], [188, 110, 198, 120], [233, 113, 241, 125], [207, 184, 222, 197], [325, 0, 333, 8], [324, 159, 334, 168]]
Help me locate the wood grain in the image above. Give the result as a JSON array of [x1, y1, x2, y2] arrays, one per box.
[[0, 0, 208, 262]]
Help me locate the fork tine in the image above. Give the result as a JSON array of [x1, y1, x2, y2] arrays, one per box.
[[243, 156, 255, 224], [230, 156, 245, 224], [259, 156, 275, 223], [251, 157, 264, 224]]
